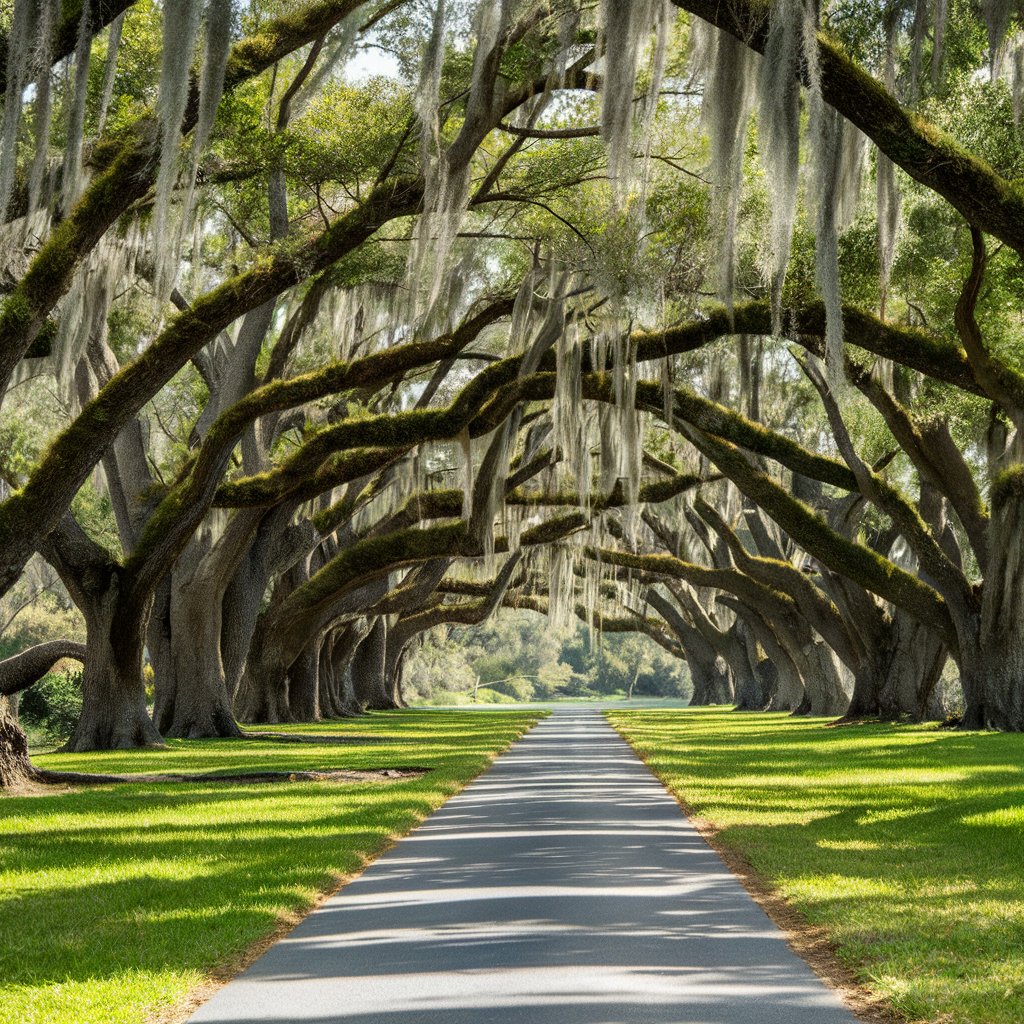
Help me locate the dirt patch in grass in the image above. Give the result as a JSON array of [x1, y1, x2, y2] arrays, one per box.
[[242, 731, 393, 745], [9, 766, 428, 792]]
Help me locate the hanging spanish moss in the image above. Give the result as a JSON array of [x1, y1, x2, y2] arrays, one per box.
[[547, 544, 576, 631], [877, 24, 901, 319], [193, 0, 233, 177], [908, 0, 929, 102], [62, 0, 95, 211], [876, 148, 901, 318], [803, 0, 847, 385], [554, 319, 586, 504], [406, 0, 450, 325], [637, 1, 671, 206], [932, 0, 949, 86], [0, 0, 36, 220], [598, 0, 669, 203], [96, 14, 125, 135], [27, 0, 59, 218], [1013, 38, 1024, 123], [153, 0, 204, 300], [983, 0, 1015, 76], [695, 22, 757, 313], [757, 0, 802, 328], [413, 2, 506, 319], [51, 230, 137, 398], [506, 268, 537, 358], [581, 555, 600, 645], [459, 427, 473, 520], [168, 0, 235, 278]]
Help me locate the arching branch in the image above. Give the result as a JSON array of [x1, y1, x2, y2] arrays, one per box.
[[0, 641, 87, 697]]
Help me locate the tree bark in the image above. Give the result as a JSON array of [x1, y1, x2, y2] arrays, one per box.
[[876, 612, 947, 721], [788, 639, 850, 717], [0, 697, 33, 790], [287, 638, 322, 722], [147, 578, 174, 707], [721, 601, 804, 711], [976, 471, 1024, 728], [152, 517, 263, 739], [352, 617, 398, 710], [64, 587, 163, 752], [731, 623, 769, 711], [233, 622, 292, 724], [154, 552, 243, 739], [222, 548, 268, 699], [685, 649, 732, 705], [329, 623, 368, 717], [383, 623, 414, 709], [317, 633, 340, 718]]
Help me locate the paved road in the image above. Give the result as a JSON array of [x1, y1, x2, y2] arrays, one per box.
[[189, 708, 859, 1023]]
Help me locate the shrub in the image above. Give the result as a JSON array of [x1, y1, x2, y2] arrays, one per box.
[[487, 677, 536, 701], [474, 687, 516, 704], [19, 670, 83, 742]]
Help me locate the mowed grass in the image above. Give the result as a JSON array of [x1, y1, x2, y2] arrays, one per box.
[[607, 708, 1024, 1024], [0, 709, 540, 1024]]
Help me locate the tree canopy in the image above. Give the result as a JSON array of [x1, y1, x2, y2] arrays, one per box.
[[3, 0, 1024, 787]]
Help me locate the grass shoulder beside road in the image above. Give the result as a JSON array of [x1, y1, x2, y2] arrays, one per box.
[[608, 707, 1024, 1024], [1, 709, 541, 1024]]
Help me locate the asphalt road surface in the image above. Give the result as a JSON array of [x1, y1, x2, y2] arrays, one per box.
[[188, 707, 859, 1024]]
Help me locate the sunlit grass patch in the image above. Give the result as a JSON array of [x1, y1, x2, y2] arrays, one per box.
[[0, 709, 540, 1024], [608, 707, 1024, 1024]]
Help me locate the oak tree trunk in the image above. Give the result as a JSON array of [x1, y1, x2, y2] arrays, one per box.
[[331, 626, 366, 717], [154, 567, 241, 739], [234, 624, 292, 724], [730, 626, 768, 710], [876, 612, 947, 721], [0, 697, 33, 790], [786, 639, 850, 717], [64, 590, 163, 751], [318, 635, 342, 718], [288, 639, 321, 722], [352, 618, 398, 710], [977, 473, 1024, 729]]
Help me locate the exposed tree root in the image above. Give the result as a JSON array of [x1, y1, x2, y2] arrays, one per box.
[[241, 731, 391, 745]]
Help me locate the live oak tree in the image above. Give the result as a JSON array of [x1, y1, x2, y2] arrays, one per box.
[[5, 0, 1024, 787]]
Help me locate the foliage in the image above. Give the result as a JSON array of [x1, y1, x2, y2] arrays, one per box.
[[406, 610, 690, 704], [18, 670, 83, 743]]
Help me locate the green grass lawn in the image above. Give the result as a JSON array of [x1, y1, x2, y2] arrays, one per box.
[[608, 707, 1024, 1024], [0, 709, 540, 1024]]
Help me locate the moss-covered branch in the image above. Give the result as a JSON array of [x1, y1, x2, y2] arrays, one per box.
[[0, 176, 422, 598], [123, 297, 513, 593], [677, 423, 956, 644], [801, 355, 978, 622], [505, 592, 684, 658], [505, 471, 705, 508], [845, 359, 990, 572], [671, 0, 1024, 253], [0, 640, 87, 697], [691, 497, 860, 667]]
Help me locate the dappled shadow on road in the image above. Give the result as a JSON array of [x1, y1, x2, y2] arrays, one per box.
[[189, 709, 854, 1024]]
